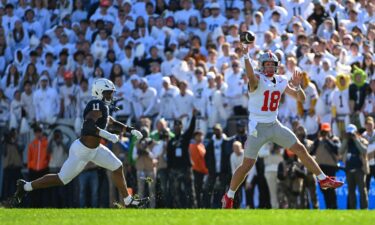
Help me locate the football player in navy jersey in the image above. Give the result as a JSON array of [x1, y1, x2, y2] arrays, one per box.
[[14, 78, 149, 208]]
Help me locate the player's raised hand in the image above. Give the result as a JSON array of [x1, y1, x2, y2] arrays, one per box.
[[291, 70, 303, 88]]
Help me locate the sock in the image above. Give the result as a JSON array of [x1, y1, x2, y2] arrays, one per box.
[[124, 195, 132, 205], [24, 182, 33, 191], [227, 189, 236, 198], [317, 173, 327, 181]]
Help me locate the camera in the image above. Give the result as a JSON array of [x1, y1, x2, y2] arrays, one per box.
[[159, 129, 169, 140]]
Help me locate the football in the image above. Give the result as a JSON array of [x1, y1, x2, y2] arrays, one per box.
[[240, 31, 255, 44]]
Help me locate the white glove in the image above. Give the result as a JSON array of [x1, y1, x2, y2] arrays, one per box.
[[99, 129, 119, 143], [131, 129, 143, 139]]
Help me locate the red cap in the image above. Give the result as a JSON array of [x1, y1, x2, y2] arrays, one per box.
[[320, 123, 331, 132], [100, 0, 111, 7], [64, 71, 74, 79]]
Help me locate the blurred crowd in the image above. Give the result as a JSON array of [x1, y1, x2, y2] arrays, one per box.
[[0, 0, 374, 209]]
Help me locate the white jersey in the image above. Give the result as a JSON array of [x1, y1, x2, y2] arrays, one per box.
[[248, 74, 288, 123], [331, 89, 350, 116]]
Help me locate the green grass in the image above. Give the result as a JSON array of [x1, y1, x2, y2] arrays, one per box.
[[1, 209, 374, 225]]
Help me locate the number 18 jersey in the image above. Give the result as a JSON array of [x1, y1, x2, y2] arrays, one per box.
[[248, 74, 288, 123]]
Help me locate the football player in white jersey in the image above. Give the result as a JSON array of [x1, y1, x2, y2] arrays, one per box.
[[222, 32, 344, 208]]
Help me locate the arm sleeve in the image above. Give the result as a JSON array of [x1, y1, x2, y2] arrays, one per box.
[[184, 115, 196, 139], [354, 138, 368, 153]]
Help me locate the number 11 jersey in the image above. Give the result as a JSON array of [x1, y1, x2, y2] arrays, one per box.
[[248, 73, 288, 123]]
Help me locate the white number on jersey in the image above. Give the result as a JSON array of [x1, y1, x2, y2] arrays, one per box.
[[92, 103, 100, 111]]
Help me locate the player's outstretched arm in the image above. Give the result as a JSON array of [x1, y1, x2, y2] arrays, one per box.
[[285, 70, 306, 102], [241, 45, 258, 92], [108, 116, 143, 139]]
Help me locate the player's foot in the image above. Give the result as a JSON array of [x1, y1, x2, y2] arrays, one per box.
[[14, 179, 27, 204], [319, 176, 344, 190], [125, 196, 150, 208], [221, 193, 233, 209]]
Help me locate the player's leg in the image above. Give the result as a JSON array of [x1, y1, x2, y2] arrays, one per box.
[[272, 121, 343, 189], [92, 144, 149, 207], [222, 125, 269, 208], [14, 140, 89, 204]]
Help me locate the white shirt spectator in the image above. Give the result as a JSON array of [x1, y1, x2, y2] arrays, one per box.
[[21, 90, 35, 122], [192, 78, 208, 117], [146, 72, 163, 95], [59, 82, 80, 119], [158, 84, 180, 120], [174, 89, 195, 119], [134, 86, 159, 118], [161, 57, 181, 77], [33, 86, 60, 123]]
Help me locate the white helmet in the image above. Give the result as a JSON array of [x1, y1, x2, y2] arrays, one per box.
[[259, 51, 279, 77], [92, 78, 116, 104]]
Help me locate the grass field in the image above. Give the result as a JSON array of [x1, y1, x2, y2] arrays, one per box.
[[1, 209, 375, 225]]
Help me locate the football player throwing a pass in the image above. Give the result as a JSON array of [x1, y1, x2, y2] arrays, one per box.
[[222, 32, 343, 209]]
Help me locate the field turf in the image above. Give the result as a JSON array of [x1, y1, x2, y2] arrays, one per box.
[[1, 209, 375, 225]]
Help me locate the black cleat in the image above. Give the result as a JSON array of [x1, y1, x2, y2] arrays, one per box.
[[125, 196, 150, 208], [14, 179, 27, 204]]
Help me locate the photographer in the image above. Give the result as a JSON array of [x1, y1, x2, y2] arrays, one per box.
[[167, 110, 196, 208], [277, 150, 307, 209], [310, 123, 341, 209], [1, 129, 23, 200], [132, 126, 157, 208], [47, 129, 69, 207], [340, 124, 369, 209], [152, 128, 171, 208]]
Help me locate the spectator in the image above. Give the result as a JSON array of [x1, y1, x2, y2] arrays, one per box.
[[27, 126, 50, 207], [349, 67, 369, 128], [33, 75, 60, 124], [203, 123, 231, 208], [264, 143, 284, 209], [189, 130, 208, 208], [362, 117, 375, 193], [20, 81, 35, 123], [47, 129, 69, 207], [133, 126, 157, 208], [1, 129, 23, 200], [0, 89, 9, 136], [167, 112, 196, 208], [158, 77, 179, 121], [78, 162, 99, 208], [331, 74, 351, 138], [174, 81, 194, 131], [133, 78, 159, 119], [59, 71, 79, 119], [277, 150, 307, 209], [311, 123, 341, 209], [294, 125, 318, 209], [340, 124, 369, 209]]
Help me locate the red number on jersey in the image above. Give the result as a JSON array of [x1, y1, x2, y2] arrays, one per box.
[[261, 90, 281, 112]]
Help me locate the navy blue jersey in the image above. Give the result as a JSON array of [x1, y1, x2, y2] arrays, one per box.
[[83, 99, 109, 129]]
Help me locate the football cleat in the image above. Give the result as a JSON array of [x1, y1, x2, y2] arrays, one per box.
[[319, 176, 344, 190], [221, 193, 234, 209], [125, 196, 150, 208], [14, 179, 27, 204]]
